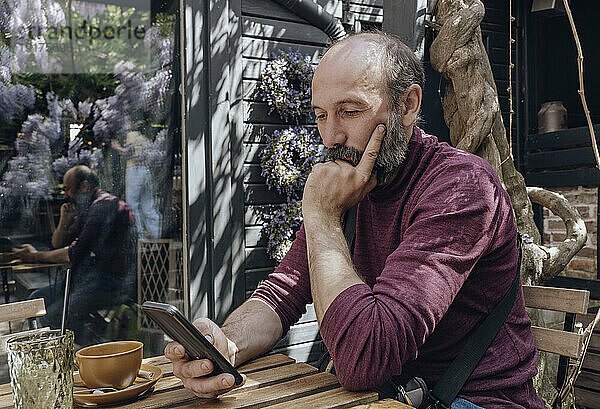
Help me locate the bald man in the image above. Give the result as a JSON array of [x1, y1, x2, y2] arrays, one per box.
[[14, 165, 137, 344], [165, 32, 544, 409]]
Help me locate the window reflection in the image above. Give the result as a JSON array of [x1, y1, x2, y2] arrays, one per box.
[[0, 0, 182, 354]]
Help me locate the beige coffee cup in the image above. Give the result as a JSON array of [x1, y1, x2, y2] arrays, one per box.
[[75, 341, 143, 389]]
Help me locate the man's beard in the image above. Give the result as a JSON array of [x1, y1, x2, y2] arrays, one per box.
[[324, 110, 409, 185], [74, 192, 92, 211]]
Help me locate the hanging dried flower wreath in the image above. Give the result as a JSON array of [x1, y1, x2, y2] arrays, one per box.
[[259, 49, 314, 120]]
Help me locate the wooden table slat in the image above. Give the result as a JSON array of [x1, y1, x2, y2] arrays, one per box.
[[0, 394, 11, 409], [119, 362, 319, 408], [143, 356, 171, 366], [234, 362, 317, 393], [0, 384, 11, 397], [0, 354, 412, 409], [152, 361, 317, 395], [178, 372, 339, 409], [142, 352, 294, 377], [351, 398, 414, 408], [265, 386, 378, 409], [238, 354, 295, 374]]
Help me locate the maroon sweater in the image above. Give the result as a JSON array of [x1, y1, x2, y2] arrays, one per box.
[[68, 189, 136, 275], [252, 128, 544, 408]]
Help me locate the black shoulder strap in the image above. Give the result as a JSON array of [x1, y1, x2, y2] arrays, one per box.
[[429, 236, 522, 408], [343, 205, 358, 253], [342, 206, 521, 408]]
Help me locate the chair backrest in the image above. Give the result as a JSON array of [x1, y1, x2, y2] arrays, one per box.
[[0, 298, 46, 323], [0, 298, 48, 355], [522, 285, 590, 359]]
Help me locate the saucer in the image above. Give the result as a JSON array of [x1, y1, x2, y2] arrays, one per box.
[[73, 363, 163, 407]]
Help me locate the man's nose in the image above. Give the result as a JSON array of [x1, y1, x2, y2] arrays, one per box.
[[319, 121, 346, 148]]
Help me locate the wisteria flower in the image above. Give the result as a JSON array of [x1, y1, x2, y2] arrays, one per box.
[[261, 200, 303, 262], [259, 49, 314, 121], [260, 126, 321, 199]]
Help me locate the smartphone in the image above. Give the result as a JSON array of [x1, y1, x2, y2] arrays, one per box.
[[141, 301, 243, 385]]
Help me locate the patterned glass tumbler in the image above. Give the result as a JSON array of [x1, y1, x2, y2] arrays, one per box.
[[7, 329, 74, 409]]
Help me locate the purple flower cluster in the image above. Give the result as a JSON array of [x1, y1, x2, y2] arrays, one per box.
[[47, 92, 76, 122], [51, 138, 103, 181], [258, 49, 321, 261], [3, 0, 65, 40], [0, 44, 28, 83], [114, 61, 145, 107], [0, 0, 64, 78], [20, 113, 61, 146], [261, 200, 303, 262], [94, 60, 173, 140], [142, 68, 171, 114], [144, 27, 173, 67], [0, 155, 52, 198], [0, 83, 35, 121], [260, 126, 321, 199], [259, 49, 314, 120], [0, 114, 53, 198]]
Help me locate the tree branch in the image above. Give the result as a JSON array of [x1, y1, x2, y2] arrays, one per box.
[[562, 0, 600, 170]]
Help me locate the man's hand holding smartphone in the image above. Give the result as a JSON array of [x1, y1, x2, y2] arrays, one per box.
[[164, 318, 246, 398]]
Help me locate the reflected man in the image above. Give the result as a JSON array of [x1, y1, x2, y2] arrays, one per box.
[[14, 165, 137, 343]]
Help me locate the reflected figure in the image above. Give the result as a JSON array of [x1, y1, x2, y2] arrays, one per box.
[[111, 116, 162, 240], [13, 165, 137, 344]]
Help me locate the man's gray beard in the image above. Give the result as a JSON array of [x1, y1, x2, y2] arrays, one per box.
[[324, 110, 409, 185], [75, 192, 91, 211]]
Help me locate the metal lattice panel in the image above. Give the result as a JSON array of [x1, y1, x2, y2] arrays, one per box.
[[137, 239, 184, 330]]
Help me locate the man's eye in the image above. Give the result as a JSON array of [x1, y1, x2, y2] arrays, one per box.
[[315, 113, 326, 121], [344, 110, 360, 117]]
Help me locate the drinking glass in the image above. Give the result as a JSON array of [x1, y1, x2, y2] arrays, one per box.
[[7, 329, 74, 409]]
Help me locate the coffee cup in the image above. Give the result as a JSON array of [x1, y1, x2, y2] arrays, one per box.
[[75, 340, 143, 389]]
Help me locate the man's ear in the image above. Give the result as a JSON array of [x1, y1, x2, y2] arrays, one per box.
[[79, 180, 90, 194], [401, 84, 422, 127]]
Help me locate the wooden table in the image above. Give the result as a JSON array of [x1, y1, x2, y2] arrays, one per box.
[[0, 354, 412, 408], [1, 261, 67, 305]]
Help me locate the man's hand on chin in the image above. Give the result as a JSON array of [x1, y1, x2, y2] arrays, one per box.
[[302, 124, 386, 223]]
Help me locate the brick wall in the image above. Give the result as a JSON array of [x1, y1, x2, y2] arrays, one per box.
[[543, 187, 598, 279]]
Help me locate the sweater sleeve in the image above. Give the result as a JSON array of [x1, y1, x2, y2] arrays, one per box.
[[319, 164, 509, 390]]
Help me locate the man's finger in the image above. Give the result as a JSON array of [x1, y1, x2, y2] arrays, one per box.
[[178, 358, 214, 379], [356, 124, 385, 176], [184, 373, 246, 398], [164, 341, 187, 361]]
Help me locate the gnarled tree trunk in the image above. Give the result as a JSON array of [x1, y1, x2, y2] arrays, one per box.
[[429, 0, 587, 401]]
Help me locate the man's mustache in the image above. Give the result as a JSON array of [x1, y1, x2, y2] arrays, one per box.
[[325, 145, 363, 166]]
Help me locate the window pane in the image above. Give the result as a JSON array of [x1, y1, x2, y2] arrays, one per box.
[[0, 0, 183, 356]]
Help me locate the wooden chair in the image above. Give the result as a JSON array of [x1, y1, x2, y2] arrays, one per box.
[[573, 310, 600, 408], [0, 298, 48, 354], [522, 285, 590, 407]]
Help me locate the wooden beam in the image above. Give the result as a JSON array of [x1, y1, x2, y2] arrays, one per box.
[[527, 147, 598, 170], [548, 276, 600, 299], [0, 298, 46, 322], [525, 168, 600, 187], [530, 326, 583, 358], [575, 386, 600, 409], [526, 124, 600, 151], [523, 285, 590, 314]]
